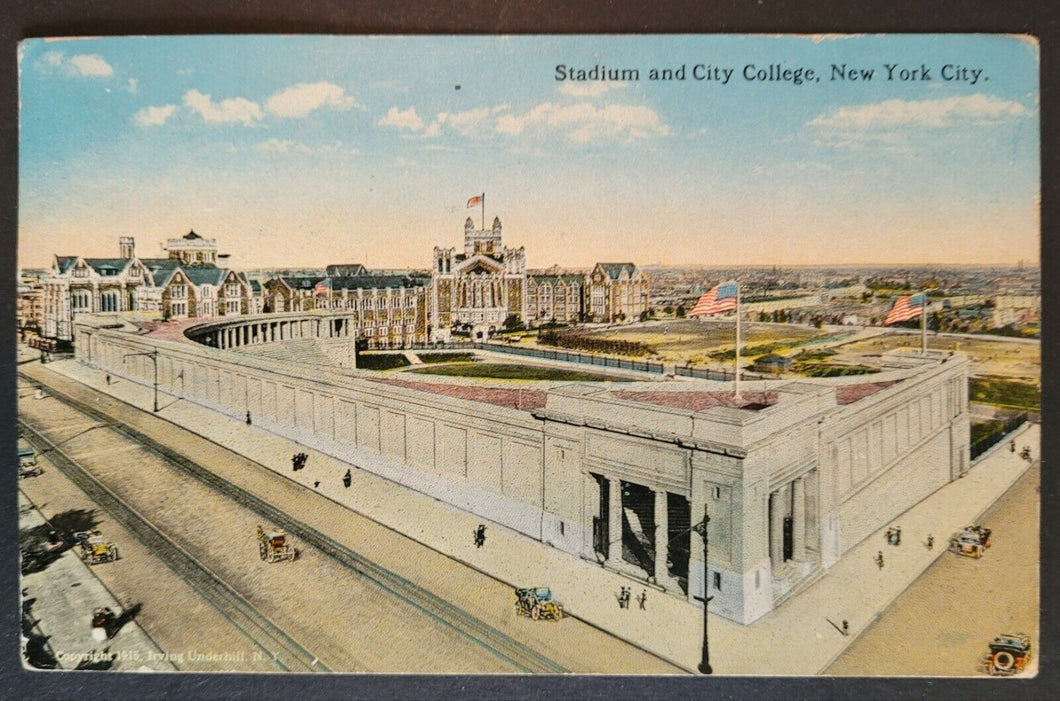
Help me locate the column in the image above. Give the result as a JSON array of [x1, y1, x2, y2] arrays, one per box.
[[792, 476, 806, 561], [607, 477, 623, 563], [769, 488, 784, 567], [654, 489, 669, 582]]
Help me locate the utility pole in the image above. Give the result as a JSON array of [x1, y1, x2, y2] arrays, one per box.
[[123, 349, 159, 412], [692, 508, 713, 674]]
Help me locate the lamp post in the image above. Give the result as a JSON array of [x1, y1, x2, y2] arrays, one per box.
[[123, 349, 159, 412], [691, 508, 713, 674]]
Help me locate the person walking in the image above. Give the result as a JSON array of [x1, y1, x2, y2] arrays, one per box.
[[637, 589, 647, 610], [342, 469, 352, 488], [246, 411, 252, 425], [927, 534, 934, 550], [895, 526, 902, 546], [842, 619, 849, 635], [474, 524, 486, 548], [875, 551, 884, 569]]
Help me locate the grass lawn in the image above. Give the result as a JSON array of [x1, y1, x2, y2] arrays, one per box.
[[969, 376, 1040, 411], [585, 320, 829, 364], [418, 352, 477, 364], [408, 363, 632, 382], [357, 353, 411, 371]]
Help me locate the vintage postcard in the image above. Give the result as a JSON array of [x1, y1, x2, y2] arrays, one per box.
[[16, 34, 1039, 678]]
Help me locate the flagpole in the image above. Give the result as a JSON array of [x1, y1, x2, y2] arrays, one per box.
[[481, 192, 485, 231], [734, 281, 742, 401], [920, 290, 927, 355]]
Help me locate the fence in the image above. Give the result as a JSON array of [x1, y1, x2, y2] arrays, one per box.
[[970, 412, 1029, 461]]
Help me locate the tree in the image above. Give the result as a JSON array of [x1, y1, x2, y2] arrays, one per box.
[[503, 314, 524, 332]]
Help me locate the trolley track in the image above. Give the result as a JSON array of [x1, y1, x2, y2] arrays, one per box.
[[18, 420, 327, 673], [19, 370, 568, 674]]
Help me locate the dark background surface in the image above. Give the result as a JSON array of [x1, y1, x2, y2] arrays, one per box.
[[1, 2, 1055, 699]]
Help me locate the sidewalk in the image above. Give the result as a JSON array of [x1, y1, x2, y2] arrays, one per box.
[[39, 356, 1038, 674], [18, 490, 177, 672]]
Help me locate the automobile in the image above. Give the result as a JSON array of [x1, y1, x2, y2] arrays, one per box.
[[514, 587, 564, 621], [73, 531, 119, 565], [18, 446, 42, 478], [984, 632, 1031, 676], [948, 524, 992, 558]]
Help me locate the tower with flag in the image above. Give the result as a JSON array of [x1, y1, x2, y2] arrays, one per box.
[[467, 192, 485, 230]]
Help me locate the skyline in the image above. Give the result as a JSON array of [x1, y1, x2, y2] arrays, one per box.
[[18, 35, 1040, 270]]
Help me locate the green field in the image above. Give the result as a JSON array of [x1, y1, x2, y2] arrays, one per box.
[[408, 363, 631, 382], [969, 376, 1040, 411], [357, 353, 411, 371], [418, 352, 477, 364], [585, 320, 829, 364]]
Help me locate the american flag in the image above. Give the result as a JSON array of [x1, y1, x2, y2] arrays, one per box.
[[467, 194, 483, 208], [690, 282, 738, 316], [313, 278, 332, 297], [884, 292, 926, 325]]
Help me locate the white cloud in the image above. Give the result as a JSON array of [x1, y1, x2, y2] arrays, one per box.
[[808, 94, 1031, 131], [265, 82, 361, 118], [68, 54, 114, 77], [127, 78, 139, 93], [40, 51, 64, 68], [255, 138, 311, 153], [495, 101, 669, 143], [183, 89, 263, 126], [557, 81, 628, 98], [433, 106, 497, 136], [377, 106, 425, 131], [134, 104, 177, 127], [35, 51, 115, 78]]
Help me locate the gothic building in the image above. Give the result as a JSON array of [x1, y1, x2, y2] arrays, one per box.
[[430, 217, 527, 341]]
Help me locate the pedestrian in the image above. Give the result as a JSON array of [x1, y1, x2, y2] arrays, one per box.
[[105, 374, 111, 386], [895, 526, 902, 546], [474, 524, 486, 548], [927, 534, 934, 550], [842, 619, 849, 635], [246, 411, 252, 425], [291, 453, 299, 472], [1010, 440, 1016, 453], [313, 480, 320, 488], [637, 589, 647, 610], [343, 469, 352, 488], [875, 551, 884, 569]]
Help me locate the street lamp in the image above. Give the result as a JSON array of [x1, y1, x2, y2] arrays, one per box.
[[691, 508, 713, 674], [123, 349, 159, 412]]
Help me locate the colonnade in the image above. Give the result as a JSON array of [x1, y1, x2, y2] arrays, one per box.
[[193, 315, 358, 350]]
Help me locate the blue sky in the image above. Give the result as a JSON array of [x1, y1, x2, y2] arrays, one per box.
[[18, 35, 1039, 270]]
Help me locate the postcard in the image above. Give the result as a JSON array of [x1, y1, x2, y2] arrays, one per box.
[[16, 34, 1039, 678]]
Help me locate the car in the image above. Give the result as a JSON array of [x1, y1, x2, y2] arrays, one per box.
[[948, 524, 991, 558], [515, 587, 564, 621], [18, 445, 42, 478], [984, 633, 1031, 676]]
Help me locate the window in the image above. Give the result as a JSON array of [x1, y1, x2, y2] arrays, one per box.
[[712, 486, 721, 500], [170, 284, 187, 299], [713, 572, 721, 590]]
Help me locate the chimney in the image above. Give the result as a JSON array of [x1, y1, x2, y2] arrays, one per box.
[[119, 237, 135, 259]]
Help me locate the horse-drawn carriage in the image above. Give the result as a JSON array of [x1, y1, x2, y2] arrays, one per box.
[[514, 587, 564, 621], [256, 525, 296, 563]]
